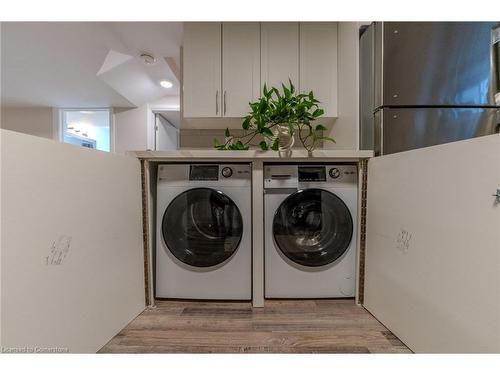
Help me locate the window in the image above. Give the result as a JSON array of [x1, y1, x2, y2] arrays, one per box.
[[60, 109, 112, 152]]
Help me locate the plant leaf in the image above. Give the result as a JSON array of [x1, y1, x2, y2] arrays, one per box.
[[224, 128, 230, 137], [315, 124, 327, 132], [259, 141, 269, 151], [282, 83, 291, 98], [259, 98, 268, 114], [319, 136, 336, 143], [242, 117, 251, 130], [261, 127, 274, 137], [256, 116, 264, 130], [312, 108, 324, 118], [270, 138, 280, 151]]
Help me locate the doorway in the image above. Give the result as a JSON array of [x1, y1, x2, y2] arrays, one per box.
[[154, 111, 179, 151]]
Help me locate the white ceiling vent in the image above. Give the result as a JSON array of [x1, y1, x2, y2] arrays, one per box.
[[139, 53, 157, 65]]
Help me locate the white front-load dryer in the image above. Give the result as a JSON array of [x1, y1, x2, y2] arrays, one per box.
[[156, 163, 252, 300], [264, 164, 358, 298]]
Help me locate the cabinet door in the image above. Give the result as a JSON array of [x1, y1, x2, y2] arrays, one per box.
[[183, 23, 222, 117], [364, 134, 500, 352], [1, 129, 145, 352], [300, 22, 338, 117], [222, 23, 260, 118], [261, 22, 299, 90]]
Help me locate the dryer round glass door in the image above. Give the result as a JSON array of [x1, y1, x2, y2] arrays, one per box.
[[162, 188, 243, 267], [273, 188, 353, 267]]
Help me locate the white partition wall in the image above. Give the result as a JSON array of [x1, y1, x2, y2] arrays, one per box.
[[0, 130, 145, 353], [364, 134, 500, 353]]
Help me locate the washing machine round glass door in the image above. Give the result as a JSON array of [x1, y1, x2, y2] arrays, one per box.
[[162, 187, 243, 267], [273, 188, 353, 267]]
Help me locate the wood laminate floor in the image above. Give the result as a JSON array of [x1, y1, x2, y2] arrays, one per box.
[[99, 299, 411, 353]]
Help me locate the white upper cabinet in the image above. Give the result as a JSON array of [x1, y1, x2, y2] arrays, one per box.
[[260, 23, 299, 90], [300, 23, 338, 117], [222, 23, 260, 117], [182, 22, 338, 119], [183, 23, 222, 117]]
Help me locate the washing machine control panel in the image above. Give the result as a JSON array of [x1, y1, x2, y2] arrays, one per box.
[[158, 164, 251, 185], [265, 164, 357, 188]]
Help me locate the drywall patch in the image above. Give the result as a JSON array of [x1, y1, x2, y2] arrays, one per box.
[[396, 229, 412, 253], [45, 235, 72, 265]]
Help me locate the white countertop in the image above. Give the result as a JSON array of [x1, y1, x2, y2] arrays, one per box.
[[132, 149, 373, 161]]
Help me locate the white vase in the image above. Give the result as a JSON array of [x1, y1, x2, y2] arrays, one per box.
[[273, 124, 295, 158]]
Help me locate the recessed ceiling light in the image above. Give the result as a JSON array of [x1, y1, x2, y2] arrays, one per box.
[[79, 111, 95, 114], [160, 80, 173, 88]]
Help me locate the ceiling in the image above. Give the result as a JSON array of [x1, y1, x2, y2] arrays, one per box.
[[1, 22, 183, 108]]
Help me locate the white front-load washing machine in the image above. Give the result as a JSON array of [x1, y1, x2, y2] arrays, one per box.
[[156, 163, 252, 300], [264, 164, 358, 298]]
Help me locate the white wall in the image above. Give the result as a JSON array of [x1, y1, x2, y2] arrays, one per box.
[[324, 22, 363, 151], [364, 134, 500, 353], [149, 95, 180, 111], [114, 95, 180, 154], [0, 106, 55, 139], [114, 105, 150, 154], [1, 129, 145, 353]]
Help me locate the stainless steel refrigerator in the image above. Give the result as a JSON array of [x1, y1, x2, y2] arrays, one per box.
[[359, 22, 500, 155]]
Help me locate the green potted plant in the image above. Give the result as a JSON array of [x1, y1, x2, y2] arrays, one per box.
[[213, 80, 335, 156]]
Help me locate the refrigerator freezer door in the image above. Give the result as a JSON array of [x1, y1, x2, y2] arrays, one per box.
[[378, 107, 500, 155], [381, 22, 500, 106]]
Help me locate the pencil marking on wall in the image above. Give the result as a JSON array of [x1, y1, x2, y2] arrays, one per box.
[[396, 229, 412, 252], [45, 235, 72, 265]]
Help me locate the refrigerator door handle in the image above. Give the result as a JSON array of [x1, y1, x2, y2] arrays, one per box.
[[492, 25, 500, 105]]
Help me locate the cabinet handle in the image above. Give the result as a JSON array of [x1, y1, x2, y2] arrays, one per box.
[[215, 91, 219, 115], [223, 90, 227, 115]]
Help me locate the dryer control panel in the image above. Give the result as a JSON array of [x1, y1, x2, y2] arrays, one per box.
[[298, 166, 327, 182], [264, 164, 357, 189], [189, 165, 219, 180]]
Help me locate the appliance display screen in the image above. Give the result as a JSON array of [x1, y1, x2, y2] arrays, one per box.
[[298, 166, 326, 182], [189, 165, 219, 181]]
